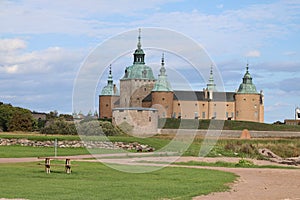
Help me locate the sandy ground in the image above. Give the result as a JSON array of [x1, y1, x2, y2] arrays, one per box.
[[0, 154, 299, 200]]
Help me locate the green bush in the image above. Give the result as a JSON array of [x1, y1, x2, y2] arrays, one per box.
[[235, 159, 254, 167], [41, 120, 77, 135]]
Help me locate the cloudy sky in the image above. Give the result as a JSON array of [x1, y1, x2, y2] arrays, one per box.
[[0, 0, 299, 123]]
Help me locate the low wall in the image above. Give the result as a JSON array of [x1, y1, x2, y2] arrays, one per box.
[[158, 129, 300, 138]]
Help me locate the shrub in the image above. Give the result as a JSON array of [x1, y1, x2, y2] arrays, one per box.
[[41, 120, 77, 135], [77, 120, 123, 136], [235, 159, 254, 167]]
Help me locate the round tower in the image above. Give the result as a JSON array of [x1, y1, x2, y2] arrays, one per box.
[[119, 29, 156, 107], [235, 65, 264, 122], [99, 65, 119, 119], [151, 53, 174, 118]]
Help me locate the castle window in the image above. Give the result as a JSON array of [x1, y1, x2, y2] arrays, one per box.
[[255, 111, 258, 118], [178, 103, 180, 106], [173, 113, 176, 118], [202, 104, 205, 106], [226, 104, 229, 107], [214, 112, 217, 118], [144, 88, 147, 91], [254, 104, 257, 109], [137, 98, 140, 101], [214, 104, 216, 106], [226, 112, 229, 118], [195, 103, 197, 106], [236, 111, 239, 117], [162, 112, 165, 117], [202, 112, 206, 119], [149, 117, 151, 122], [162, 98, 165, 101], [106, 104, 109, 107], [243, 98, 246, 101], [194, 112, 198, 119]]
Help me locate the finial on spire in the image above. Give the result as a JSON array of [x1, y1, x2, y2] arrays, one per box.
[[161, 53, 165, 66], [137, 28, 141, 49], [246, 63, 249, 72], [109, 64, 112, 75]]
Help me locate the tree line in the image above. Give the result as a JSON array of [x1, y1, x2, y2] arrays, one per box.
[[0, 102, 121, 136]]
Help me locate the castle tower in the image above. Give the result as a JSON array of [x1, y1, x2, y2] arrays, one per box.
[[99, 65, 119, 119], [119, 29, 156, 107], [151, 54, 174, 118], [235, 65, 264, 122]]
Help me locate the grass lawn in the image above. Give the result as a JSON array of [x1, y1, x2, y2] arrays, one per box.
[[0, 146, 90, 158], [0, 162, 236, 200]]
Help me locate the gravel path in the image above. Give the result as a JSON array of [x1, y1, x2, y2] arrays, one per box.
[[1, 154, 299, 200]]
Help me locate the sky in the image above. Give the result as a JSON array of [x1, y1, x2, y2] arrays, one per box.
[[0, 0, 300, 123]]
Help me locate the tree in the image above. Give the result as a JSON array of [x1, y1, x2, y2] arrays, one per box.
[[8, 109, 35, 132], [0, 103, 35, 132]]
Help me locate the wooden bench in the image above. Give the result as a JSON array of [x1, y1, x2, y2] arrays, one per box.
[[41, 157, 72, 174]]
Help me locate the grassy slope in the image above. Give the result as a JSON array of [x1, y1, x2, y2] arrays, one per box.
[[0, 162, 236, 200], [159, 118, 300, 131]]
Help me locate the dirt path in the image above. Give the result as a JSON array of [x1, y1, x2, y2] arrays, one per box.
[[1, 154, 299, 200]]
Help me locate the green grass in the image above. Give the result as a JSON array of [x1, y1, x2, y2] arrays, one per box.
[[0, 146, 90, 158], [0, 162, 236, 200], [158, 118, 300, 131], [174, 160, 298, 169], [0, 132, 81, 141]]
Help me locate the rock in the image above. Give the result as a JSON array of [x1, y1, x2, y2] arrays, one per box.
[[240, 129, 251, 139]]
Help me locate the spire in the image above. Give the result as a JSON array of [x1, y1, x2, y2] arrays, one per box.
[[160, 53, 166, 76], [137, 28, 141, 49], [152, 53, 172, 92], [133, 28, 145, 64], [237, 64, 258, 94], [207, 64, 216, 91], [101, 64, 118, 96], [107, 64, 113, 83]]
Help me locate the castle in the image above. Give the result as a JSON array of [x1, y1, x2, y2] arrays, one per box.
[[99, 30, 264, 132]]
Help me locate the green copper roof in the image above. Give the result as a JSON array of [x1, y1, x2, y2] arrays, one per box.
[[207, 66, 217, 91], [152, 54, 173, 92], [101, 66, 119, 96], [122, 64, 156, 80], [237, 66, 258, 94], [121, 28, 155, 80]]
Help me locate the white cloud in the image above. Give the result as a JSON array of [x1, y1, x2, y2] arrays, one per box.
[[0, 39, 27, 52], [0, 43, 86, 74], [245, 50, 261, 58], [1, 65, 19, 74]]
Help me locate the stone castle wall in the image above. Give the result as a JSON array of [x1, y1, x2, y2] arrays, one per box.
[[113, 108, 158, 135]]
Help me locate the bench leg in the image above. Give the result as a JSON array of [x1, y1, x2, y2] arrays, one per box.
[[65, 159, 71, 174], [45, 158, 51, 174]]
